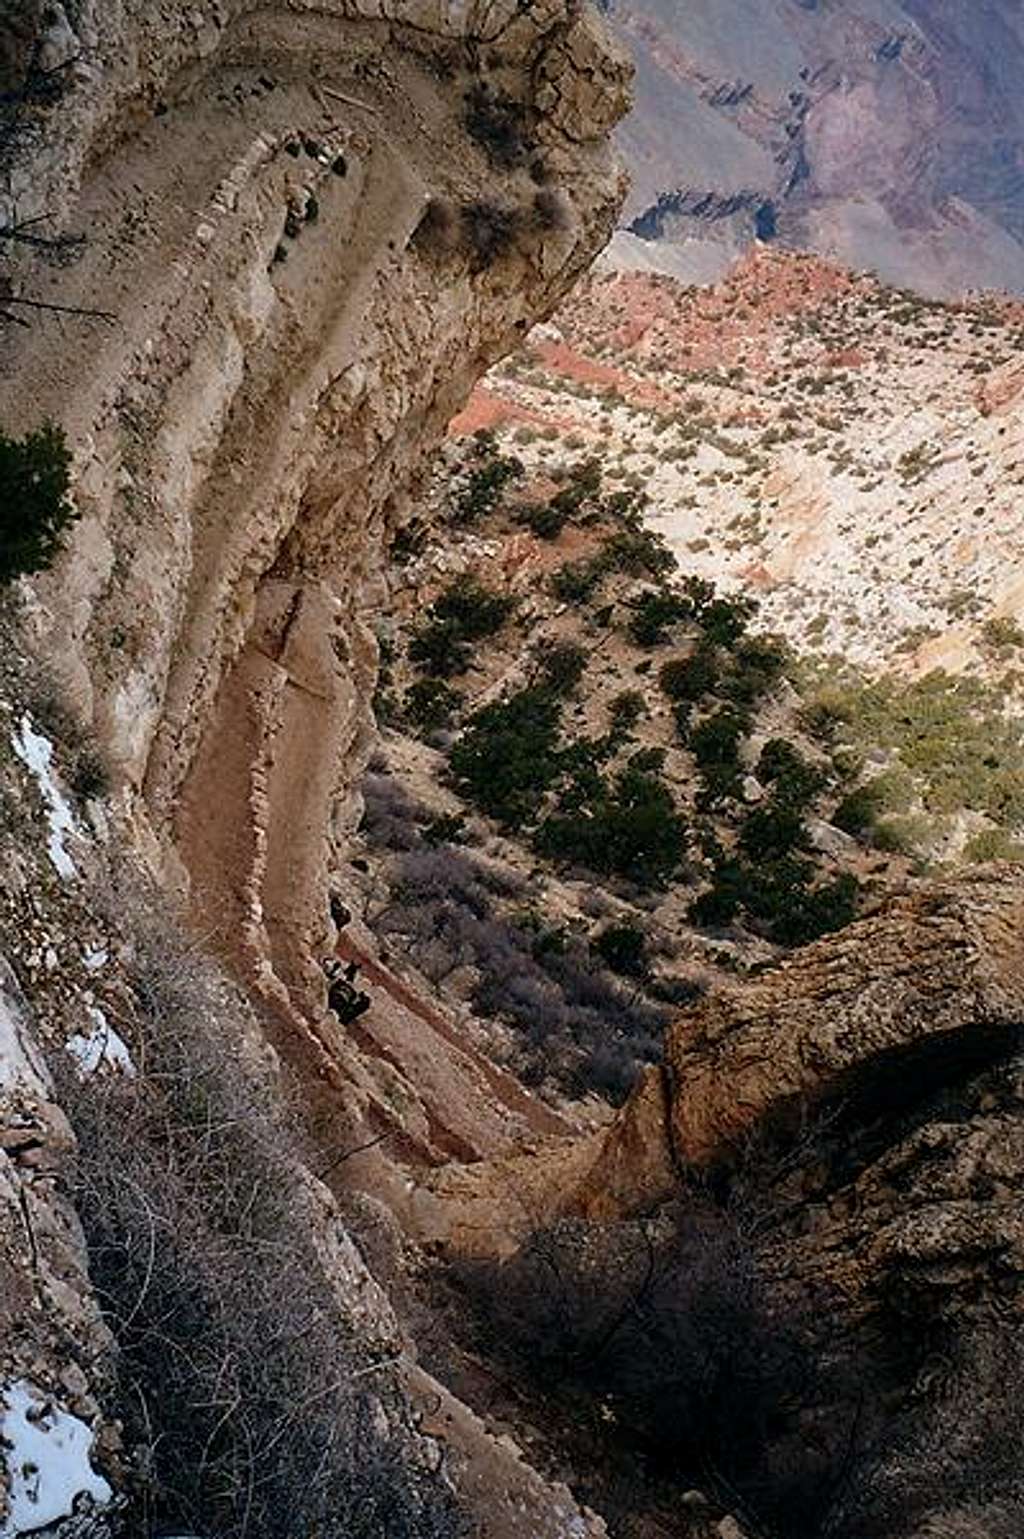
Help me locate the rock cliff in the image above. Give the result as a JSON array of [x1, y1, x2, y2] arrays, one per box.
[[2, 0, 628, 1001], [608, 0, 1024, 298], [6, 3, 1024, 1534], [0, 2, 629, 1531]]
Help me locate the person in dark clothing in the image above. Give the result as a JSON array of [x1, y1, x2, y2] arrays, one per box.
[[323, 956, 370, 1024]]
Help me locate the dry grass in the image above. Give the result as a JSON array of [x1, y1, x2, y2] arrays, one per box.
[[60, 880, 465, 1539]]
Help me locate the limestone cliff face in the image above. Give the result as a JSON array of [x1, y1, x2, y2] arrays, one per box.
[[0, 7, 628, 1530], [2, 0, 629, 1021], [659, 866, 1024, 1167]]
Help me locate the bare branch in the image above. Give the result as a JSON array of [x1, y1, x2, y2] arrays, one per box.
[[0, 294, 116, 322]]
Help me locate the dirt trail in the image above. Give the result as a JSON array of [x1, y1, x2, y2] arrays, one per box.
[[337, 923, 569, 1145]]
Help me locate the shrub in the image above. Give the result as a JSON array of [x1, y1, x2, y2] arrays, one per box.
[[800, 687, 855, 740], [833, 782, 882, 836], [464, 82, 531, 168], [449, 685, 563, 825], [593, 922, 648, 979], [536, 762, 687, 887], [455, 1205, 827, 1525], [409, 575, 514, 674], [689, 866, 744, 929], [515, 500, 567, 539], [452, 441, 524, 523], [0, 420, 78, 583], [608, 690, 646, 736], [550, 555, 605, 605], [982, 616, 1024, 651], [408, 620, 471, 676], [601, 528, 676, 579], [558, 457, 603, 507], [404, 677, 460, 733], [532, 638, 588, 695], [803, 668, 1024, 835], [659, 645, 719, 702], [722, 635, 788, 703], [757, 739, 825, 810], [873, 813, 933, 856], [63, 888, 464, 1539], [460, 200, 520, 265], [457, 1203, 1024, 1539], [691, 706, 749, 772], [698, 595, 754, 647], [738, 802, 809, 861], [432, 574, 515, 638], [628, 588, 690, 647], [360, 772, 428, 850], [963, 827, 1024, 863], [692, 851, 859, 945]]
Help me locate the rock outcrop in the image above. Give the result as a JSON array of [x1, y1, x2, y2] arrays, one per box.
[[564, 866, 1024, 1340], [660, 865, 1024, 1167], [416, 866, 1024, 1264]]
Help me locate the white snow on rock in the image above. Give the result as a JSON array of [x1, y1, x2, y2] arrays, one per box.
[[0, 960, 50, 1098], [0, 1380, 112, 1537], [65, 1007, 135, 1079], [10, 717, 78, 880], [81, 947, 108, 973]]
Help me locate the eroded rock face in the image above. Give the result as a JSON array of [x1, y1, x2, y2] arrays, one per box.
[[1, 0, 629, 1024], [563, 865, 1024, 1339], [610, 0, 1024, 297], [0, 6, 630, 1529], [661, 866, 1024, 1167]]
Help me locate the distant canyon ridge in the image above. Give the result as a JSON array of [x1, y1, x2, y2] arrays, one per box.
[[607, 0, 1024, 299]]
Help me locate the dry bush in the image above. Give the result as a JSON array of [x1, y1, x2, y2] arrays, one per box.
[[371, 841, 667, 1103], [463, 83, 531, 169], [460, 201, 520, 266], [452, 1203, 833, 1530], [60, 888, 464, 1539], [532, 188, 573, 233], [451, 1098, 1024, 1539], [360, 771, 430, 850], [453, 1148, 1024, 1539]]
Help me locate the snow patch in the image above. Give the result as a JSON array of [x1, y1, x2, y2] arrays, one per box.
[[0, 1380, 112, 1537], [81, 947, 108, 973], [10, 717, 78, 880], [65, 1007, 135, 1079], [0, 963, 50, 1098]]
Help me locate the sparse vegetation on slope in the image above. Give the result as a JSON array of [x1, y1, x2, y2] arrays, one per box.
[[363, 436, 882, 1106]]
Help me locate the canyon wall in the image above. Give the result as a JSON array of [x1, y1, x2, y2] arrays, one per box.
[[2, 0, 629, 1013], [608, 0, 1024, 298], [0, 4, 629, 1530]]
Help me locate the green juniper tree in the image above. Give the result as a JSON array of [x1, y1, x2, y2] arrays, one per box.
[[0, 420, 78, 583]]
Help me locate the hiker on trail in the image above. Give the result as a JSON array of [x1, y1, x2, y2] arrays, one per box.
[[322, 955, 371, 1025]]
